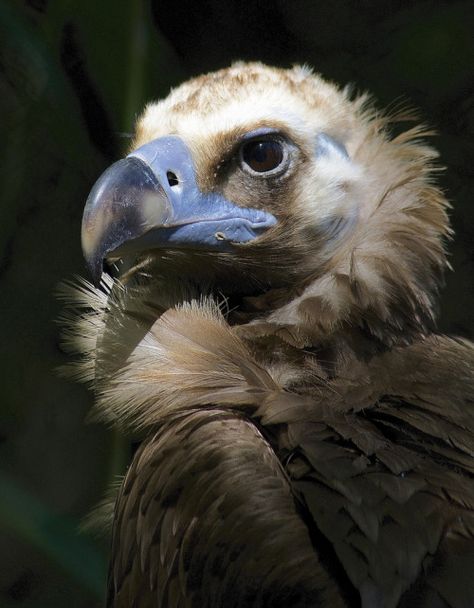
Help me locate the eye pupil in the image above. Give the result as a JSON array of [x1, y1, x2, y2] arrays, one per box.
[[242, 140, 284, 173]]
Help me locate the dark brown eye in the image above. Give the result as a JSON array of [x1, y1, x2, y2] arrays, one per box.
[[241, 140, 284, 173]]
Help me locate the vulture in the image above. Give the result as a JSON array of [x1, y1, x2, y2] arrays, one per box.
[[62, 63, 474, 607]]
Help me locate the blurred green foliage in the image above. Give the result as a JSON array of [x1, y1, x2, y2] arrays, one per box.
[[0, 0, 472, 605], [0, 472, 106, 596]]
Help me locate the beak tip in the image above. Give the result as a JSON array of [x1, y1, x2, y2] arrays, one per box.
[[86, 258, 103, 288], [81, 234, 103, 287], [80, 156, 170, 285]]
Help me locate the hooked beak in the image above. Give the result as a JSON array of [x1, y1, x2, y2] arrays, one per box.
[[81, 136, 277, 285]]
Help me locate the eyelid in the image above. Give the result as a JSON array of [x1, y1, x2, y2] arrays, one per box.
[[240, 127, 283, 142], [216, 129, 284, 176]]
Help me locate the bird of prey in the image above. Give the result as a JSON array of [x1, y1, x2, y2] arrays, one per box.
[[63, 62, 474, 607]]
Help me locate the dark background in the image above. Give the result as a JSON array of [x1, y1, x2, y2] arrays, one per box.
[[1, 1, 473, 605]]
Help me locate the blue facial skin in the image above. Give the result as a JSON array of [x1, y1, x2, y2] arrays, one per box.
[[82, 132, 349, 283], [315, 132, 349, 160], [82, 135, 278, 283], [126, 136, 278, 249], [123, 132, 348, 249]]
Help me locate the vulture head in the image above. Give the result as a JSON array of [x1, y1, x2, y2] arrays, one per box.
[[81, 62, 449, 350], [63, 64, 474, 608]]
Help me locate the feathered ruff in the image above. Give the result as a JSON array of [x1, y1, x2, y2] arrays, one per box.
[[59, 276, 474, 437]]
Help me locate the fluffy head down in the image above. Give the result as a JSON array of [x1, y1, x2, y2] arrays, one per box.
[[131, 62, 451, 347]]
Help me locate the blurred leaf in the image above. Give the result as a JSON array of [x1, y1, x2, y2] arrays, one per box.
[[0, 472, 107, 597]]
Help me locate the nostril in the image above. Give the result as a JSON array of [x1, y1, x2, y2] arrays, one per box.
[[167, 171, 179, 187]]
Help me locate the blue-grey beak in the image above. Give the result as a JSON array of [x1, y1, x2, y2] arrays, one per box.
[[81, 136, 277, 284]]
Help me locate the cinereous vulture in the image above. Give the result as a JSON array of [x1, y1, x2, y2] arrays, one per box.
[[61, 63, 474, 607]]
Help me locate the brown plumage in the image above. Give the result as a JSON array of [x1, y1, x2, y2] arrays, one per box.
[[62, 63, 474, 607]]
